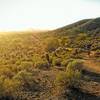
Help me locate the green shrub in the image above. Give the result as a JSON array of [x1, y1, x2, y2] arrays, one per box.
[[0, 76, 20, 98], [66, 60, 83, 72], [52, 57, 62, 67], [45, 37, 60, 52], [55, 70, 81, 89], [61, 59, 73, 67], [35, 60, 49, 69], [13, 70, 37, 90], [0, 67, 15, 78], [18, 61, 33, 71], [3, 79, 20, 96], [54, 60, 82, 96]]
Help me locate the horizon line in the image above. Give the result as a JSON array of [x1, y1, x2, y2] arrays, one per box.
[[0, 17, 98, 32]]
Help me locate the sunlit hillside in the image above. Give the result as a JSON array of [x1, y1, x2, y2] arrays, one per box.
[[0, 18, 100, 100]]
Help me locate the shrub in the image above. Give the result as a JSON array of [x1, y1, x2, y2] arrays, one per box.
[[35, 60, 49, 69], [0, 67, 15, 78], [3, 79, 21, 96], [66, 60, 83, 72], [0, 76, 20, 98], [94, 50, 100, 57], [54, 60, 82, 96], [18, 61, 33, 71], [0, 76, 4, 97], [13, 70, 37, 90], [45, 38, 60, 53], [52, 57, 62, 67], [55, 70, 81, 89], [61, 59, 73, 67]]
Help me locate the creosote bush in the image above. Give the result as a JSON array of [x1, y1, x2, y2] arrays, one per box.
[[18, 61, 33, 71], [54, 60, 82, 96], [52, 57, 62, 67], [3, 79, 20, 96], [35, 60, 49, 69], [13, 70, 36, 90], [66, 60, 83, 72], [0, 77, 20, 98], [61, 59, 74, 67]]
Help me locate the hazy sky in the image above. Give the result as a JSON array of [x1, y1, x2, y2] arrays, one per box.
[[0, 0, 100, 31]]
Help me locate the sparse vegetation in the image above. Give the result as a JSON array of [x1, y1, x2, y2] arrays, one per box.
[[0, 18, 100, 100], [54, 60, 82, 97]]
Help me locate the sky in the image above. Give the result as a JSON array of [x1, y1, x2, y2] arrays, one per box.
[[0, 0, 100, 31]]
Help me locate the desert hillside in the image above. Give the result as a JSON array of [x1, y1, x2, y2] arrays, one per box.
[[0, 18, 100, 100]]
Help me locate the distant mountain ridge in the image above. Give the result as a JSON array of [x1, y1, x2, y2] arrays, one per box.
[[52, 17, 100, 36]]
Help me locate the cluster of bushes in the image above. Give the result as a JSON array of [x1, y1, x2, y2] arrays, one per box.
[[0, 65, 38, 99], [0, 30, 99, 99], [54, 60, 82, 97], [43, 31, 100, 59], [0, 33, 54, 99]]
